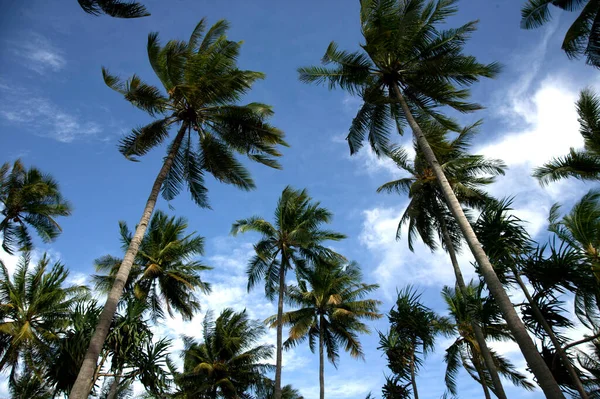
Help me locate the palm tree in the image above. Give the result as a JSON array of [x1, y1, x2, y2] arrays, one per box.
[[521, 0, 600, 68], [0, 252, 86, 380], [534, 89, 600, 184], [270, 260, 381, 399], [0, 159, 72, 255], [178, 308, 273, 399], [298, 1, 562, 395], [442, 284, 535, 398], [77, 0, 149, 18], [71, 19, 286, 398], [256, 382, 305, 399], [378, 286, 451, 399], [94, 210, 211, 321], [9, 372, 53, 399], [377, 120, 509, 397], [231, 186, 346, 399]]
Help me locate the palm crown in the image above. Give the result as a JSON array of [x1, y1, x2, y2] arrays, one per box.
[[299, 0, 499, 155], [0, 159, 72, 255], [94, 210, 212, 321], [103, 18, 287, 207], [78, 0, 150, 18]]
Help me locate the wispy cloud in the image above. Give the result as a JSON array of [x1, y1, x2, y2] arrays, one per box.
[[9, 33, 66, 74], [0, 84, 103, 143]]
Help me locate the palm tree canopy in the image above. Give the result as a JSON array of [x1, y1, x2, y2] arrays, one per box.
[[178, 308, 274, 398], [270, 260, 382, 365], [103, 18, 287, 208], [534, 89, 600, 184], [298, 0, 500, 155], [94, 210, 212, 321], [231, 186, 347, 299], [78, 0, 150, 18], [0, 253, 87, 379], [521, 0, 600, 67], [0, 159, 72, 255], [378, 119, 505, 251]]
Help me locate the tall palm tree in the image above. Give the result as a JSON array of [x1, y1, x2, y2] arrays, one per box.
[[93, 210, 211, 321], [178, 308, 273, 399], [0, 159, 72, 255], [77, 0, 149, 18], [378, 286, 451, 399], [534, 89, 600, 184], [0, 253, 86, 380], [442, 284, 535, 398], [298, 1, 562, 395], [71, 19, 286, 398], [270, 260, 381, 399], [521, 0, 600, 68], [231, 186, 346, 399], [377, 119, 509, 397]]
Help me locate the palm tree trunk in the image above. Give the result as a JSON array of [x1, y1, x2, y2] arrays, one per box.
[[69, 123, 189, 399], [106, 374, 120, 399], [274, 256, 287, 399], [439, 219, 507, 399], [512, 269, 588, 398], [390, 82, 565, 399], [473, 355, 492, 399], [410, 347, 419, 399], [319, 314, 325, 399]]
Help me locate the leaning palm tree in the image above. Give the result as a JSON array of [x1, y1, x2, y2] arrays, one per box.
[[534, 89, 600, 184], [377, 119, 509, 397], [231, 186, 346, 399], [298, 0, 562, 395], [379, 286, 451, 399], [77, 0, 149, 18], [0, 253, 86, 380], [442, 284, 535, 399], [178, 308, 273, 399], [93, 210, 211, 321], [270, 260, 381, 399], [521, 0, 600, 68], [0, 159, 72, 255], [71, 19, 286, 398]]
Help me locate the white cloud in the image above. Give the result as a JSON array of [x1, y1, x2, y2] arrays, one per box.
[[9, 33, 66, 74], [0, 85, 103, 143]]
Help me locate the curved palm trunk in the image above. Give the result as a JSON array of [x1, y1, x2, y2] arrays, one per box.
[[106, 374, 120, 399], [390, 83, 565, 399], [409, 346, 419, 399], [274, 256, 287, 399], [512, 270, 588, 398], [439, 219, 507, 399], [472, 354, 492, 399], [69, 123, 189, 399], [319, 314, 325, 399]]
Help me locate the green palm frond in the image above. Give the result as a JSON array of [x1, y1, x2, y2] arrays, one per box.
[[78, 0, 150, 18]]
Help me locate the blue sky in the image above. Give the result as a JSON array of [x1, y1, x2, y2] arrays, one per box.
[[1, 0, 600, 398]]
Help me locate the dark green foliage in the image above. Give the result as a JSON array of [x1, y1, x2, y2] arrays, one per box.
[[0, 160, 72, 255], [78, 0, 149, 18]]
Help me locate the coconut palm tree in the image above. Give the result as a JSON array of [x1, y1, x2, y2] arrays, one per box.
[[521, 0, 600, 68], [442, 284, 535, 398], [231, 186, 346, 399], [77, 0, 149, 18], [178, 308, 273, 399], [298, 1, 561, 394], [0, 159, 72, 255], [71, 18, 286, 398], [377, 119, 508, 397], [269, 260, 381, 399], [534, 89, 600, 184], [93, 210, 211, 321], [0, 253, 86, 381], [256, 382, 305, 399], [378, 286, 451, 399]]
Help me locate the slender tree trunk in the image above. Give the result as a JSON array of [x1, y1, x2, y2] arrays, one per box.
[[512, 270, 588, 398], [473, 355, 492, 399], [319, 314, 325, 399], [390, 82, 565, 399], [274, 256, 287, 399], [106, 374, 120, 399], [409, 347, 419, 399], [564, 331, 600, 351], [439, 219, 507, 399], [69, 123, 189, 399]]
